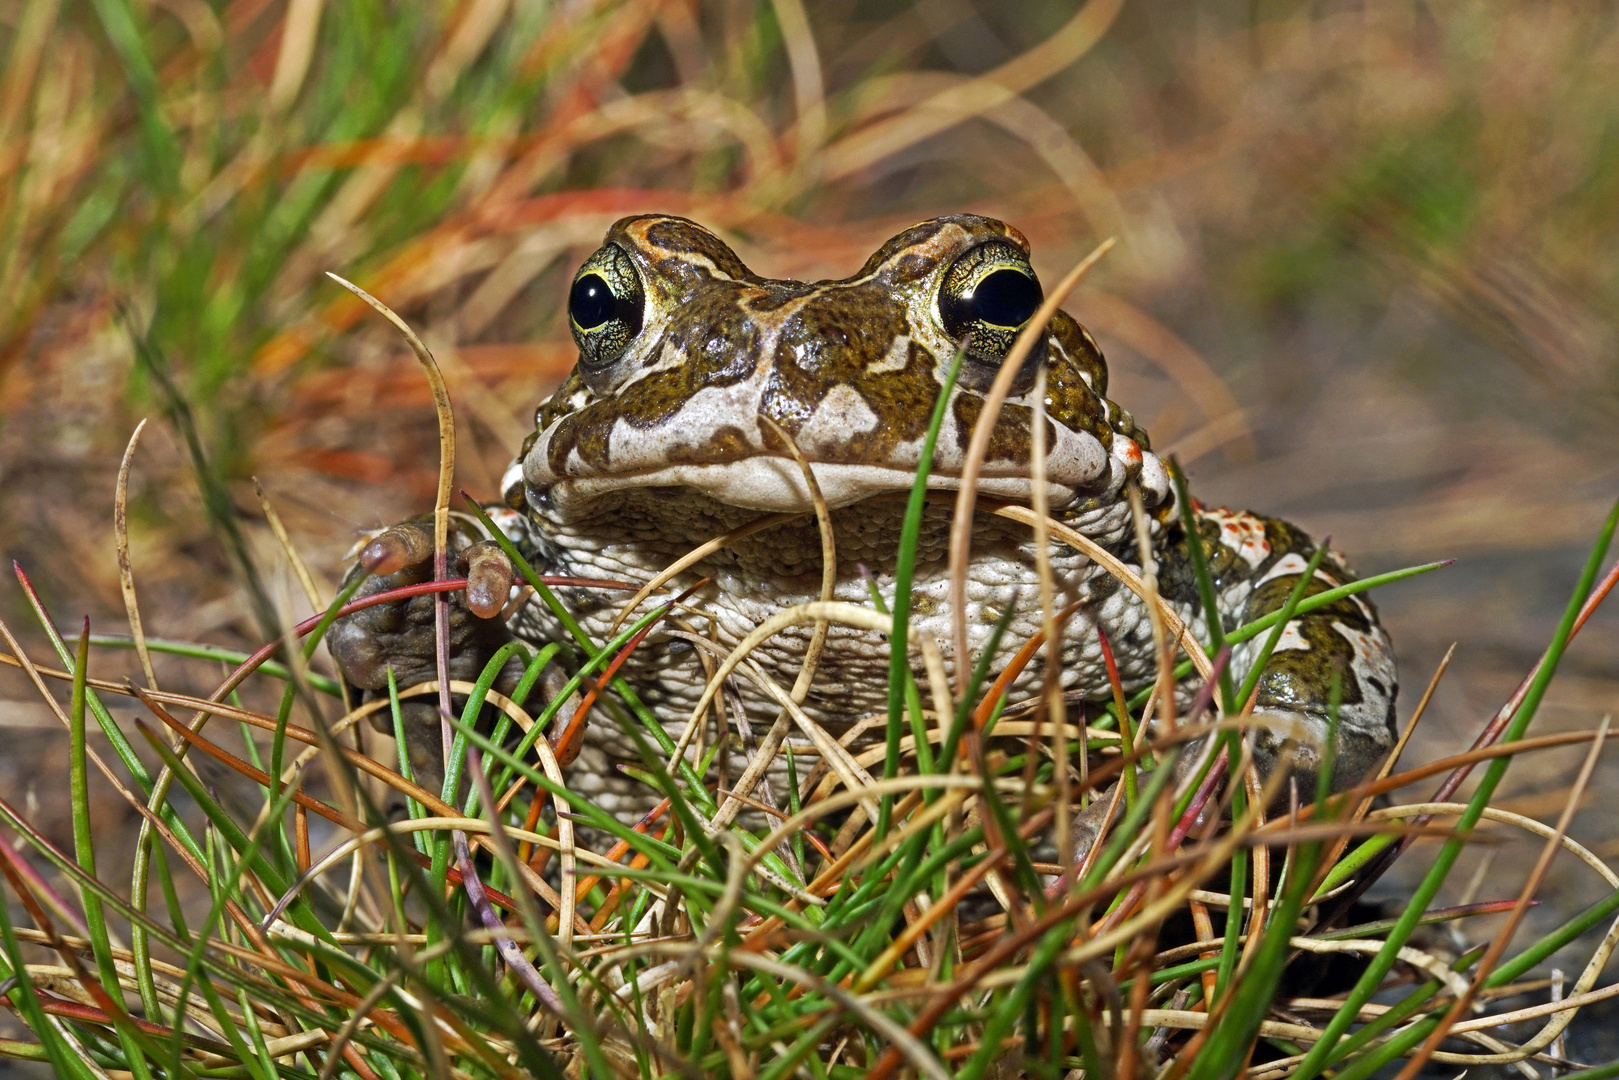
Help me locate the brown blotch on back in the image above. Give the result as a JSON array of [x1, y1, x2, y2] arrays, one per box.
[[1043, 317, 1113, 450], [1050, 312, 1108, 397], [548, 404, 614, 473], [545, 282, 769, 473], [852, 214, 1029, 280]]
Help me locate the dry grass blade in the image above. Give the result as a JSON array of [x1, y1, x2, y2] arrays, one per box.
[[1126, 478, 1176, 743], [733, 951, 954, 1080], [1026, 364, 1076, 868], [990, 501, 1212, 679], [820, 0, 1125, 182], [254, 478, 327, 612], [113, 418, 158, 691], [1365, 802, 1618, 888], [325, 270, 457, 735], [606, 511, 801, 638], [757, 416, 836, 702]]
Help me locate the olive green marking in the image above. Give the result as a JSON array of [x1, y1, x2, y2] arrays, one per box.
[[852, 215, 1027, 281], [1159, 518, 1255, 609], [1050, 313, 1109, 397], [1041, 323, 1113, 449], [548, 403, 615, 473], [544, 282, 768, 473], [951, 393, 1041, 464], [1252, 517, 1357, 588], [534, 372, 590, 433], [1244, 571, 1372, 712], [536, 213, 1133, 477], [850, 219, 952, 280]]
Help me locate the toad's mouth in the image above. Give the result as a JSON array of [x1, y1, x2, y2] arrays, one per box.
[[533, 460, 1070, 513], [522, 436, 1166, 515]]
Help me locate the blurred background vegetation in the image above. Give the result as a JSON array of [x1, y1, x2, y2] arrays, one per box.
[[1, 0, 1618, 985]]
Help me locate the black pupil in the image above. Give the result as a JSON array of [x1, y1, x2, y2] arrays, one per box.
[[570, 273, 617, 330], [967, 268, 1041, 328]]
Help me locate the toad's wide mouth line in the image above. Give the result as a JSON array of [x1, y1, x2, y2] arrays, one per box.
[[529, 457, 1090, 514]]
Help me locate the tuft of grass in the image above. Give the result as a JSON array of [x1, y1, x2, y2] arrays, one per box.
[[2, 279, 1617, 1074]]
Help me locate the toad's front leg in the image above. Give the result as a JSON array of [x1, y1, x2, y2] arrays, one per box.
[[327, 518, 526, 794]]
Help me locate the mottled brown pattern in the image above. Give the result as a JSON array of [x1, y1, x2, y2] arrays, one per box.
[[1244, 571, 1373, 710], [759, 281, 942, 460], [544, 282, 767, 473], [1050, 313, 1109, 397], [533, 371, 590, 432], [1159, 517, 1252, 601], [525, 215, 1396, 777], [1042, 341, 1113, 449], [536, 213, 1122, 475], [1253, 516, 1355, 585], [849, 218, 954, 279], [546, 403, 615, 473]]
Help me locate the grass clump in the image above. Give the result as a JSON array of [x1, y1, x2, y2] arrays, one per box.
[[1, 287, 1617, 1078]]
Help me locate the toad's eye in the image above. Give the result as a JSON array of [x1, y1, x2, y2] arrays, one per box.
[[939, 242, 1044, 364], [569, 243, 644, 368]]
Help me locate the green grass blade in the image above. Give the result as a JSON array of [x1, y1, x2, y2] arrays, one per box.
[[86, 636, 343, 696], [0, 893, 96, 1080], [881, 341, 968, 839], [1169, 458, 1237, 713], [70, 620, 161, 1079]]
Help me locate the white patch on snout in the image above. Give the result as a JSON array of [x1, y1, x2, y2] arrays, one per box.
[[786, 383, 874, 456], [865, 334, 911, 375], [795, 384, 879, 455], [601, 383, 765, 468]]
